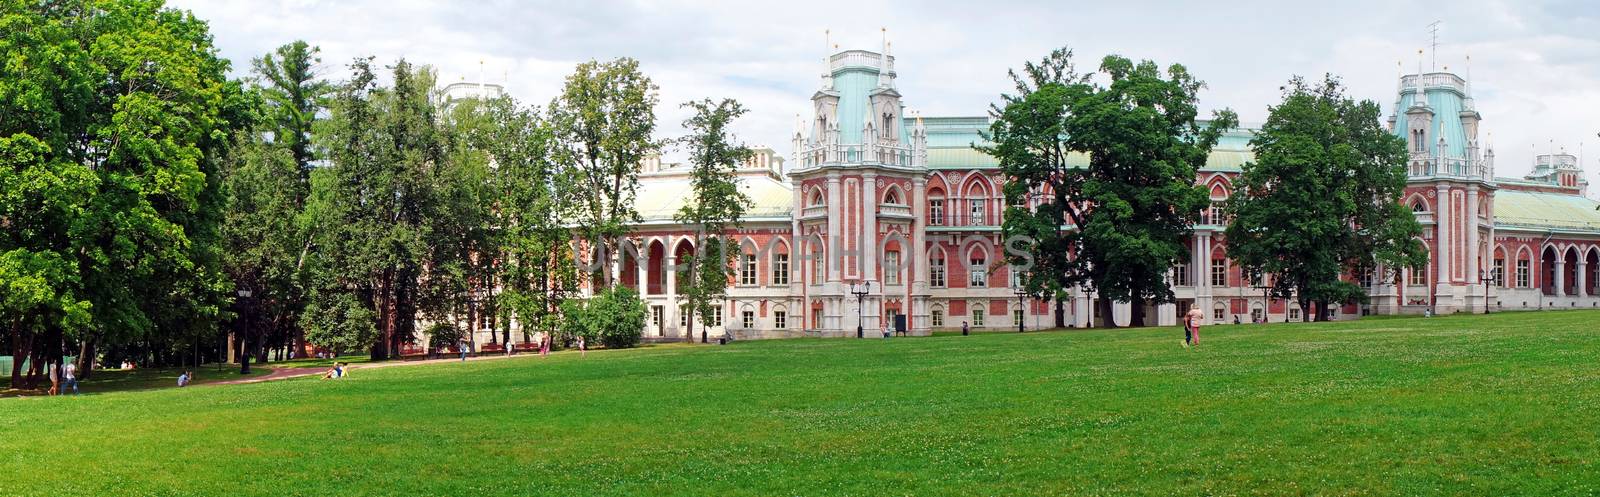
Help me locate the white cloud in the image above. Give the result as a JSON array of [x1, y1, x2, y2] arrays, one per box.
[[174, 0, 1600, 182]]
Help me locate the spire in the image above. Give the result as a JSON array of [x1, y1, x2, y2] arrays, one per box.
[[821, 56, 833, 90], [877, 28, 892, 88]]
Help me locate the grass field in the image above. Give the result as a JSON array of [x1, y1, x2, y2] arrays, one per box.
[[3, 311, 1597, 496]]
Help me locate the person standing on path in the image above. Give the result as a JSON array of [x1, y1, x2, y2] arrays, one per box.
[[64, 362, 78, 395]]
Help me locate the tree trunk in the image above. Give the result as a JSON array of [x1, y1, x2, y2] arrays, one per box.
[[1130, 297, 1146, 327], [9, 321, 24, 390], [1097, 297, 1116, 329], [1054, 298, 1065, 328], [75, 335, 98, 381]]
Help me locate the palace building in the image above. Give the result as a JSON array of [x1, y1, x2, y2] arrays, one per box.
[[465, 44, 1600, 345]]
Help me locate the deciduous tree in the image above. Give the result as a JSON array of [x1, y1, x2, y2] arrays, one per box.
[[1224, 75, 1425, 320]]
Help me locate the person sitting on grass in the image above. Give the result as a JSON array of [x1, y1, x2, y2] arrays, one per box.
[[177, 371, 191, 387], [321, 362, 344, 380]]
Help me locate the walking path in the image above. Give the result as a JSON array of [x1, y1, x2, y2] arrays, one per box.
[[206, 349, 586, 386]]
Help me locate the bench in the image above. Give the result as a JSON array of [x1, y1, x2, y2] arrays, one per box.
[[481, 343, 506, 354], [513, 342, 541, 352]]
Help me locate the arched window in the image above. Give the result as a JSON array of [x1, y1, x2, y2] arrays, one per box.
[[968, 246, 988, 288], [884, 188, 901, 205], [1412, 201, 1427, 212], [929, 247, 947, 288]]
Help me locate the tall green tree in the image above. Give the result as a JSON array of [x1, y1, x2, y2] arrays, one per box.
[[548, 58, 661, 288], [252, 40, 331, 185], [1224, 75, 1425, 320], [305, 58, 440, 359], [672, 99, 753, 342], [0, 0, 246, 379], [983, 48, 1089, 328], [988, 49, 1236, 328], [453, 97, 580, 346]]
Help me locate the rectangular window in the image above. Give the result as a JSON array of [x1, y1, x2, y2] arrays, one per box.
[[741, 310, 754, 329], [811, 308, 822, 329], [930, 257, 946, 288], [1013, 309, 1024, 327], [1289, 307, 1300, 321], [679, 305, 690, 328], [710, 307, 723, 327], [969, 199, 985, 226], [1247, 270, 1262, 287], [930, 200, 944, 226], [774, 311, 787, 329], [884, 250, 900, 285], [1359, 270, 1373, 288], [1492, 258, 1504, 287], [1173, 262, 1191, 287], [773, 254, 789, 286], [931, 309, 944, 327], [740, 254, 757, 286], [1517, 260, 1530, 288], [972, 308, 986, 327], [970, 257, 988, 287], [1211, 259, 1227, 287], [1214, 305, 1225, 321], [1410, 265, 1427, 286]]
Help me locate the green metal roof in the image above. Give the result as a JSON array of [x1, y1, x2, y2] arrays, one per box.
[[1492, 190, 1600, 231]]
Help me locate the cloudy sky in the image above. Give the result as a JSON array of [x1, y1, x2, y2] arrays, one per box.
[[173, 0, 1599, 181]]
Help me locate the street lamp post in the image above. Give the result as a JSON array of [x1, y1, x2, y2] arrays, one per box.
[[850, 281, 871, 339], [236, 288, 253, 375], [1479, 268, 1491, 314]]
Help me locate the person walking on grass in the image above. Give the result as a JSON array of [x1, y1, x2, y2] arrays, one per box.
[[64, 361, 78, 395], [576, 335, 587, 358], [47, 361, 61, 396], [458, 338, 469, 362], [962, 320, 969, 336], [1183, 307, 1205, 348], [539, 332, 550, 358]]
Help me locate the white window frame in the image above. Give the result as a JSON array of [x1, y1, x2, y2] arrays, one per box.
[[930, 256, 946, 288], [1211, 259, 1227, 287], [774, 310, 787, 329], [772, 253, 789, 286], [969, 257, 987, 288], [740, 253, 757, 286], [930, 199, 945, 226]]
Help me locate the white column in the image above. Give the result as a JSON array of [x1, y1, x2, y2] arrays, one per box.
[[911, 177, 928, 287], [1577, 262, 1588, 298], [1555, 260, 1567, 297], [664, 254, 678, 336], [862, 172, 878, 283], [1466, 186, 1480, 284], [1435, 185, 1451, 283], [826, 172, 842, 282]]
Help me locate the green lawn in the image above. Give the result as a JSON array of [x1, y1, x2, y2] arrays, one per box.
[[3, 311, 1598, 496]]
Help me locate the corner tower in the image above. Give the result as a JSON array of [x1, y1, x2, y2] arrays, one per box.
[[1382, 57, 1496, 315], [789, 39, 930, 336]]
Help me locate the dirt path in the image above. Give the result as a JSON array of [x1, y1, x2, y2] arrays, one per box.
[[206, 350, 574, 386]]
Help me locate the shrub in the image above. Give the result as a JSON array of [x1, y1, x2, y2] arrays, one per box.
[[570, 287, 647, 349]]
